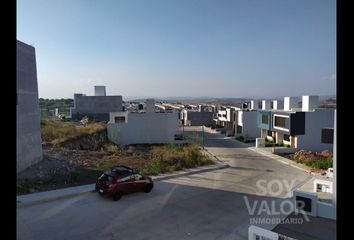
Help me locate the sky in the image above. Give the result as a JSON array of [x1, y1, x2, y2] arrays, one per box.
[[17, 0, 336, 99]]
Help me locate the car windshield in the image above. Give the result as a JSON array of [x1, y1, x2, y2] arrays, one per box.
[[100, 174, 114, 182]]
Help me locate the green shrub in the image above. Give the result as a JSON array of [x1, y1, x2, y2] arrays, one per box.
[[311, 159, 333, 169], [141, 156, 164, 175]]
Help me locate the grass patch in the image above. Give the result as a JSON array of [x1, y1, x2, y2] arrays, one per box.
[[295, 157, 333, 170], [41, 119, 106, 144], [102, 143, 119, 153], [311, 159, 333, 170], [139, 144, 214, 175]]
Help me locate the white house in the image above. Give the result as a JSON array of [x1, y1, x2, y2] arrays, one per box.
[[234, 109, 260, 139], [107, 99, 179, 145], [214, 106, 238, 130], [257, 95, 334, 152]]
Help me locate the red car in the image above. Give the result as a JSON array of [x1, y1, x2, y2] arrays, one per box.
[[95, 165, 154, 201]]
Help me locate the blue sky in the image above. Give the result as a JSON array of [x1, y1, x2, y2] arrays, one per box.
[[17, 0, 336, 99]]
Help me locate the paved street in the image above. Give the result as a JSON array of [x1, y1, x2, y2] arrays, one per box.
[[17, 127, 311, 240]]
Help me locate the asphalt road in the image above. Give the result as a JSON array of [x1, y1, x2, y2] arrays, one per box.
[[17, 127, 311, 240]]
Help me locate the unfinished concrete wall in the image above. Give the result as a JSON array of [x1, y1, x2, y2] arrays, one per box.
[[71, 94, 122, 121], [17, 40, 43, 173], [145, 99, 155, 113], [185, 111, 214, 126]]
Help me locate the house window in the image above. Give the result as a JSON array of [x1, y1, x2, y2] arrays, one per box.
[[274, 116, 286, 128], [114, 116, 126, 123], [262, 114, 268, 124], [296, 196, 312, 212], [321, 128, 334, 144], [284, 134, 290, 141]]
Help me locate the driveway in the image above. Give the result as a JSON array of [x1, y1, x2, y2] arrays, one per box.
[[17, 126, 312, 240]]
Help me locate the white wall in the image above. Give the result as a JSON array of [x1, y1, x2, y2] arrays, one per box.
[[262, 100, 271, 110], [94, 86, 106, 96], [250, 100, 259, 110], [317, 201, 336, 220], [302, 95, 319, 112], [248, 225, 278, 240], [272, 100, 284, 110], [314, 179, 333, 193], [109, 112, 128, 123], [333, 110, 336, 207], [284, 97, 298, 111], [296, 109, 334, 152], [107, 111, 179, 145], [241, 111, 260, 138], [237, 111, 243, 126]]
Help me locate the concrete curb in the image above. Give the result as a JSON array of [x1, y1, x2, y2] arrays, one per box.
[[248, 147, 322, 177], [17, 151, 229, 208], [17, 184, 96, 208]]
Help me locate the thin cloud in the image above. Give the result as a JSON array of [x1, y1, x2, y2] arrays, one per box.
[[323, 73, 336, 81], [329, 74, 336, 81]]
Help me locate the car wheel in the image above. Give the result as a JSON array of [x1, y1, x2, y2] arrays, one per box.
[[145, 184, 153, 193], [113, 191, 122, 201]]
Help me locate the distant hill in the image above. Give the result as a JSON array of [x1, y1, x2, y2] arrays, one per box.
[[123, 94, 336, 105]]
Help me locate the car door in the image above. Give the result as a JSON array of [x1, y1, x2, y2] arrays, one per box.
[[133, 174, 147, 192], [118, 175, 136, 194]]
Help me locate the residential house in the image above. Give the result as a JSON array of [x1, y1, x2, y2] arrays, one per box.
[[181, 104, 216, 126], [107, 99, 179, 145], [257, 96, 334, 152], [233, 101, 261, 139]]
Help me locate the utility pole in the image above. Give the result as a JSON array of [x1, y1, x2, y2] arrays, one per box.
[[202, 125, 204, 149], [182, 112, 184, 137]]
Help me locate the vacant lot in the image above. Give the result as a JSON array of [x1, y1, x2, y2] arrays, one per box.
[[277, 149, 333, 170], [17, 120, 213, 195]]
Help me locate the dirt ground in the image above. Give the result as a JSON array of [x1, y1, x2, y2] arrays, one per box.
[[17, 145, 151, 195]]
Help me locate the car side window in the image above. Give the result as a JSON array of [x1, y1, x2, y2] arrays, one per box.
[[134, 174, 143, 181], [120, 175, 132, 182]]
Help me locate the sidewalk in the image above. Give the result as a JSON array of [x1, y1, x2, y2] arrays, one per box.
[[17, 150, 229, 208]]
